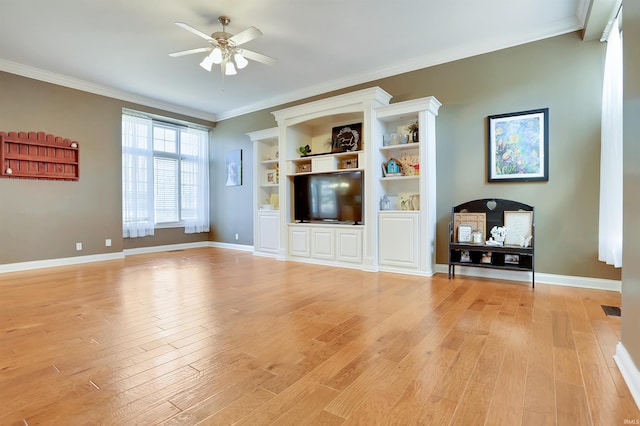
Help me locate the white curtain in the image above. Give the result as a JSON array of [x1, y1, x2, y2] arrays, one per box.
[[183, 127, 210, 234], [122, 114, 155, 238], [598, 19, 623, 268]]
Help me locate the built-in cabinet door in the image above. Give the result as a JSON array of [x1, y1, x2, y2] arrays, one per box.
[[311, 228, 335, 260], [379, 212, 420, 269], [289, 227, 310, 258], [256, 211, 279, 254], [335, 228, 362, 263]]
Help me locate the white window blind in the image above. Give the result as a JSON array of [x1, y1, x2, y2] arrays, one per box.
[[154, 156, 179, 224]]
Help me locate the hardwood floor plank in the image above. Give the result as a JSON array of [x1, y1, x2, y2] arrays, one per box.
[[555, 380, 593, 426], [0, 248, 636, 425]]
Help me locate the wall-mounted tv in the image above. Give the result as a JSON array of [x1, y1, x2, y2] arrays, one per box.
[[294, 170, 363, 224]]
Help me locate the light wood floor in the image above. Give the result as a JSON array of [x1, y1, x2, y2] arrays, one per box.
[[1, 248, 638, 425]]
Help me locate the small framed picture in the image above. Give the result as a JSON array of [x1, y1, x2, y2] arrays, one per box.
[[481, 252, 492, 264], [265, 169, 277, 184], [460, 250, 471, 262], [505, 254, 520, 265], [504, 211, 533, 246], [457, 225, 473, 243]]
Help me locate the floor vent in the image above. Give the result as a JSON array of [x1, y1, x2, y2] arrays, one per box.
[[601, 305, 621, 317]]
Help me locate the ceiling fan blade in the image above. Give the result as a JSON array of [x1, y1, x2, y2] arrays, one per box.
[[169, 47, 211, 57], [174, 22, 215, 43], [229, 26, 262, 46], [241, 49, 278, 66]]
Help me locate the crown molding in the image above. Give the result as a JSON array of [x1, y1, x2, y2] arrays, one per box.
[[0, 59, 218, 122], [216, 15, 583, 121], [1, 12, 584, 123]]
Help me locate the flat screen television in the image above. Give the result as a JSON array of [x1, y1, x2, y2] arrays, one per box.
[[294, 170, 363, 224]]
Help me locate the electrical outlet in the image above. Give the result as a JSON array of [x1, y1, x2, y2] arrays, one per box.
[[235, 233, 239, 240], [105, 239, 112, 247], [76, 242, 82, 251]]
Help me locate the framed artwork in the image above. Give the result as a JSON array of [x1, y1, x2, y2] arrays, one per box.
[[487, 108, 549, 182], [505, 254, 520, 265], [503, 210, 533, 246], [265, 169, 277, 184], [226, 149, 242, 186], [457, 225, 473, 243], [331, 123, 362, 152]]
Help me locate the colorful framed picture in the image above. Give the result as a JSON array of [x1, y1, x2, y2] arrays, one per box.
[[488, 108, 549, 182]]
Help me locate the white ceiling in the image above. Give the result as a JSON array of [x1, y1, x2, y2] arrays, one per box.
[[0, 0, 596, 122]]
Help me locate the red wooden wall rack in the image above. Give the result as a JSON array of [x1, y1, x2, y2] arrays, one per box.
[[1, 131, 79, 181]]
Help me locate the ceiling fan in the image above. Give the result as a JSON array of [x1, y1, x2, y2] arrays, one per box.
[[169, 16, 277, 76]]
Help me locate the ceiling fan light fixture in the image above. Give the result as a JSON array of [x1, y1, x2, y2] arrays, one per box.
[[234, 51, 248, 69], [224, 61, 237, 75], [199, 54, 214, 71], [211, 47, 223, 64]]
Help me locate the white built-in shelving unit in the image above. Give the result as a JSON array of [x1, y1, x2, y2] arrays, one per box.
[[250, 87, 441, 275]]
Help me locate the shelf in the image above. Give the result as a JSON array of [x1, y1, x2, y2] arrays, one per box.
[[381, 175, 419, 181], [379, 143, 419, 152], [448, 198, 534, 287], [288, 167, 363, 177], [449, 242, 533, 255], [260, 159, 279, 165], [380, 209, 420, 214], [449, 261, 532, 273], [290, 150, 362, 163]]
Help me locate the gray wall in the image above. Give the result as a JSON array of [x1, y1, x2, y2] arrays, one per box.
[[622, 2, 640, 372], [0, 31, 620, 282], [218, 31, 619, 281], [0, 73, 212, 263]]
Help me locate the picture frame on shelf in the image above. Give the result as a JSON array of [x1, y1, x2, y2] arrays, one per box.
[[269, 193, 279, 210], [265, 169, 277, 184], [331, 123, 362, 152], [481, 252, 492, 264], [457, 225, 473, 243], [505, 254, 520, 265], [460, 250, 471, 262], [488, 108, 549, 182], [503, 210, 533, 246]]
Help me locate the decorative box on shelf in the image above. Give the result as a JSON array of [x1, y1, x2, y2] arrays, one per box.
[[341, 158, 358, 169], [296, 163, 311, 173], [312, 156, 338, 172]]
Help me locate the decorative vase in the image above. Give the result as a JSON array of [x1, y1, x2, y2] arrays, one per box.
[[412, 130, 418, 142]]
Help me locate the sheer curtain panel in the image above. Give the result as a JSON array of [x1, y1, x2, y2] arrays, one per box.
[[122, 114, 155, 238], [598, 19, 623, 267], [183, 127, 210, 234]]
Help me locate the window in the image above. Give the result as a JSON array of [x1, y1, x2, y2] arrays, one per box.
[[122, 112, 210, 238]]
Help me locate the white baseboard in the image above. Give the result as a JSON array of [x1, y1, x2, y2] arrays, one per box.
[[123, 241, 210, 256], [614, 342, 640, 411], [0, 242, 255, 274], [434, 263, 621, 292], [208, 242, 254, 252], [0, 252, 124, 274]]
